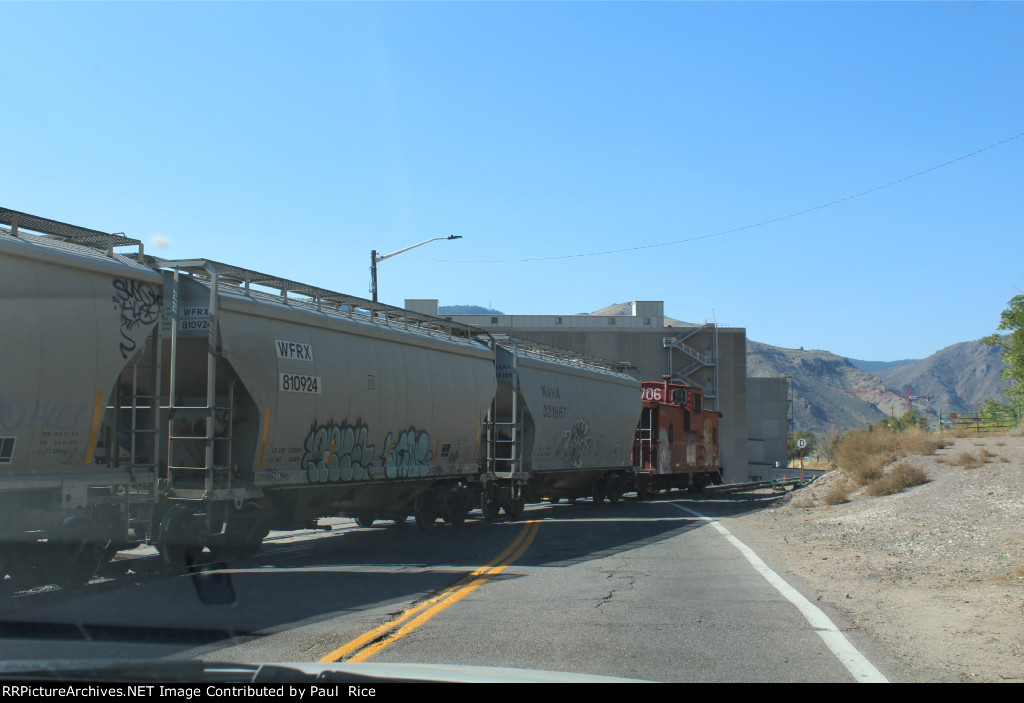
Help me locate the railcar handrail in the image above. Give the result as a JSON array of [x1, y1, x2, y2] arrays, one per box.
[[150, 257, 495, 345], [0, 207, 142, 249], [493, 334, 638, 379]]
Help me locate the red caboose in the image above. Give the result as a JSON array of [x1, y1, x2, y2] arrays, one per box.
[[633, 379, 723, 497]]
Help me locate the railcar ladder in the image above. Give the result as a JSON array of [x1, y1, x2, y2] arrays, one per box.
[[487, 340, 522, 479], [106, 323, 163, 540], [124, 325, 162, 501], [635, 407, 655, 469], [487, 409, 522, 477], [165, 266, 235, 499]]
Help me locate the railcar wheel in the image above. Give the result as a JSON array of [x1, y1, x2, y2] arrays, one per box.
[[591, 479, 606, 506], [482, 497, 501, 522], [547, 497, 560, 504], [605, 474, 625, 504], [504, 498, 525, 520], [354, 515, 376, 528], [391, 514, 410, 527], [52, 515, 109, 587], [159, 505, 207, 570], [445, 488, 471, 527], [209, 504, 268, 560], [415, 490, 438, 530]]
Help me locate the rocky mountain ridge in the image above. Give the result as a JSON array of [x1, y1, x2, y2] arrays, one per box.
[[746, 338, 1011, 434]]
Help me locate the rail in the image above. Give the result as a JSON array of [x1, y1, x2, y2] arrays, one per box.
[[701, 476, 817, 494]]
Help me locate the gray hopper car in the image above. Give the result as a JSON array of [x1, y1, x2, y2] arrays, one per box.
[[0, 207, 640, 585]]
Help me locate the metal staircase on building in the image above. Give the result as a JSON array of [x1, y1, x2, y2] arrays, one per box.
[[663, 321, 719, 407]]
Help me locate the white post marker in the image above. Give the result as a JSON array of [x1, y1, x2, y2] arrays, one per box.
[[672, 503, 889, 683]]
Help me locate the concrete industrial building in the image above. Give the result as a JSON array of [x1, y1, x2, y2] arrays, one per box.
[[406, 299, 789, 483]]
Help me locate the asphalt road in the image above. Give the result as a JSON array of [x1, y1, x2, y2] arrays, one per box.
[[0, 495, 890, 682]]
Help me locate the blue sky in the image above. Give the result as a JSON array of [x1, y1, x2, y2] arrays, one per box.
[[2, 2, 1021, 361]]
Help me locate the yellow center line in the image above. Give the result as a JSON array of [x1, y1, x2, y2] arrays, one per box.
[[320, 519, 541, 664]]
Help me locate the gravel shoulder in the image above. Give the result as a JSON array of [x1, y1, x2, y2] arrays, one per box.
[[723, 435, 1024, 683]]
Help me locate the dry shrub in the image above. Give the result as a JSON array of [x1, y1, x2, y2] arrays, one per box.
[[899, 427, 949, 455], [835, 429, 899, 485], [948, 451, 988, 469], [824, 477, 853, 505], [835, 427, 944, 487], [865, 461, 929, 497], [789, 495, 815, 509]]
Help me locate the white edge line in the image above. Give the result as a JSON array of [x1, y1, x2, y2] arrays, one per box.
[[672, 504, 889, 683]]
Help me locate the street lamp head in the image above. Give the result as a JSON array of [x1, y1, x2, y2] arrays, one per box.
[[371, 234, 463, 303]]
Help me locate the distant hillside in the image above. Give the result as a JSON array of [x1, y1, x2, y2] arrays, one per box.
[[439, 305, 504, 315], [875, 340, 1009, 413], [590, 302, 692, 326], [748, 338, 1010, 433], [847, 358, 920, 373], [746, 341, 888, 434]]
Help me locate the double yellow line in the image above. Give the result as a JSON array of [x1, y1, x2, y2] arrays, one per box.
[[320, 519, 542, 664]]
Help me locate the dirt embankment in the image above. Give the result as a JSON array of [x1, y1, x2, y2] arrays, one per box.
[[729, 435, 1024, 683]]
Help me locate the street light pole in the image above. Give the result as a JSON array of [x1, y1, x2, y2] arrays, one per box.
[[370, 235, 462, 303]]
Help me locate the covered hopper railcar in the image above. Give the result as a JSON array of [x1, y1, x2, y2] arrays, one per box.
[[0, 211, 164, 583], [483, 340, 639, 514], [0, 207, 655, 584]]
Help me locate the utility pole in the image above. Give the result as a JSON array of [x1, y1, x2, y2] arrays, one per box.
[[370, 236, 462, 303]]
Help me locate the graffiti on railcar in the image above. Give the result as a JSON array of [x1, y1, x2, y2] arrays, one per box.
[[381, 428, 433, 479], [111, 278, 162, 358], [301, 419, 376, 483], [0, 393, 85, 433], [557, 419, 592, 468]]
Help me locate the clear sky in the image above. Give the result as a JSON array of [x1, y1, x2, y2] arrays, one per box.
[[2, 2, 1021, 361]]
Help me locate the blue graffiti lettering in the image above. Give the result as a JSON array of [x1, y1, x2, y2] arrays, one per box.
[[301, 420, 376, 484], [381, 428, 433, 479]]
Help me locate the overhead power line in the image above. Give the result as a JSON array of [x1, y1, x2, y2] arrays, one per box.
[[408, 130, 1024, 264]]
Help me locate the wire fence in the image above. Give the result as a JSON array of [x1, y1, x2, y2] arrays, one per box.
[[938, 405, 1022, 434]]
